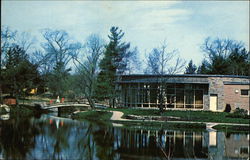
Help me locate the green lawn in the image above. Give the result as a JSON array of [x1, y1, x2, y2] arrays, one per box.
[[72, 110, 112, 122], [213, 125, 250, 132], [106, 108, 249, 124], [9, 104, 42, 117], [70, 108, 249, 131], [114, 120, 206, 131]]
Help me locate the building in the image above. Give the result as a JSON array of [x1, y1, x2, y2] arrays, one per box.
[[116, 74, 250, 112]]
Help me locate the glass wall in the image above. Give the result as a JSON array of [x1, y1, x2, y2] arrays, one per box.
[[120, 83, 207, 109]]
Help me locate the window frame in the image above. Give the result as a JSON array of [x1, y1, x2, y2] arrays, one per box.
[[240, 89, 249, 97]]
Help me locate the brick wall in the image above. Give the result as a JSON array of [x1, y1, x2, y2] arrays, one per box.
[[208, 77, 249, 111], [224, 84, 249, 111]]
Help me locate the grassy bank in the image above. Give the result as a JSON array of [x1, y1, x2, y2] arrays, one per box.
[[9, 104, 45, 117], [72, 110, 112, 122], [72, 110, 206, 130], [106, 108, 249, 124], [213, 125, 250, 132], [113, 120, 206, 131], [70, 109, 249, 131]]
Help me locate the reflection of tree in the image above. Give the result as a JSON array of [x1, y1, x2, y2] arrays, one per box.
[[0, 118, 39, 159], [52, 126, 70, 160], [26, 118, 97, 160], [0, 116, 214, 160], [92, 126, 115, 160], [75, 122, 95, 160]]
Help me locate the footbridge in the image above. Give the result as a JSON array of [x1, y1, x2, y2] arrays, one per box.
[[35, 103, 91, 110]]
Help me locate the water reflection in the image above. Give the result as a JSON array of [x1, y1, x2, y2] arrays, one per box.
[[0, 115, 249, 160]]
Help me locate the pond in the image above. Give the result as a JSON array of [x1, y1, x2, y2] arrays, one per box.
[[0, 113, 249, 160]]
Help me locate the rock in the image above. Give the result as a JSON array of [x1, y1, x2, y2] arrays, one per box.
[[0, 104, 10, 113]]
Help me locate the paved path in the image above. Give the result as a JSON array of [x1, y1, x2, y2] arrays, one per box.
[[109, 111, 249, 130], [110, 111, 126, 121]]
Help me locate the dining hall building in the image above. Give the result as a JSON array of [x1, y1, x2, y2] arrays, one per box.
[[116, 74, 250, 112]]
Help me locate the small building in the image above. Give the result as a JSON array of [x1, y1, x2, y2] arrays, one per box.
[[116, 74, 250, 112]]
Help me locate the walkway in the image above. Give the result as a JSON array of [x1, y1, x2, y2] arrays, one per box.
[[110, 111, 126, 121]]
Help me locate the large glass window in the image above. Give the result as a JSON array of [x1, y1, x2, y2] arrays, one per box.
[[176, 89, 184, 108], [185, 90, 194, 108], [195, 90, 203, 109], [167, 95, 175, 108], [121, 83, 205, 109]]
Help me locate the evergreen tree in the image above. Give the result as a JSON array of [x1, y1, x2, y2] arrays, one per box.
[[228, 48, 250, 76], [185, 60, 197, 74], [95, 27, 131, 107], [2, 45, 40, 98], [209, 55, 230, 74], [197, 59, 210, 74], [200, 37, 249, 75]]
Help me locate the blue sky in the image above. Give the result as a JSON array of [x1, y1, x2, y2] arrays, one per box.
[[2, 1, 249, 67]]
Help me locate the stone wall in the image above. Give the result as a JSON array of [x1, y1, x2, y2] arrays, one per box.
[[208, 77, 249, 111], [208, 77, 225, 111]]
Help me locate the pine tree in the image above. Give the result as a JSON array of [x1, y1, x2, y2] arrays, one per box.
[[197, 59, 210, 74], [185, 60, 197, 74], [95, 27, 131, 107], [3, 45, 40, 98]]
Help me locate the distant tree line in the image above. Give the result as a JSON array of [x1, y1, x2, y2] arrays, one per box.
[[185, 37, 250, 75], [1, 25, 249, 108]]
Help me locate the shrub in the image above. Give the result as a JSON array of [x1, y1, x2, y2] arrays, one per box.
[[224, 104, 231, 113], [226, 108, 249, 119]]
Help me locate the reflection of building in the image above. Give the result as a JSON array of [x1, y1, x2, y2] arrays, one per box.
[[117, 74, 249, 111], [114, 128, 249, 160], [116, 129, 208, 159], [224, 133, 249, 159]]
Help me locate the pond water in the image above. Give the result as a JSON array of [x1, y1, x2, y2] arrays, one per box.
[[0, 113, 249, 160]]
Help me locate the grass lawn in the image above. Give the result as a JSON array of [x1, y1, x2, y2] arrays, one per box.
[[9, 104, 43, 117], [213, 125, 250, 132], [113, 120, 206, 131], [72, 110, 112, 122], [106, 108, 249, 124], [71, 109, 248, 131], [73, 110, 207, 130]]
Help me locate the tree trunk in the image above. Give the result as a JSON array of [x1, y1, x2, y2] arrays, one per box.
[[86, 96, 95, 109], [109, 98, 112, 108], [0, 83, 2, 104]]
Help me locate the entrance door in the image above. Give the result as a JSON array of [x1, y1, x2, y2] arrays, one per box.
[[210, 94, 217, 111]]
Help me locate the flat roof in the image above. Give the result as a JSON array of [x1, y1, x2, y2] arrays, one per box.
[[223, 81, 250, 85], [118, 74, 250, 79]]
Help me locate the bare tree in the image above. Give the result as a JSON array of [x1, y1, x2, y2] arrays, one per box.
[[144, 41, 186, 113], [145, 41, 186, 74], [200, 37, 246, 75], [124, 47, 142, 74], [42, 29, 81, 66], [201, 37, 244, 61], [41, 29, 82, 97], [16, 31, 36, 52], [73, 34, 104, 108]]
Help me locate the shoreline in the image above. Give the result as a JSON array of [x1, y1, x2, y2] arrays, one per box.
[[2, 104, 249, 132], [73, 109, 250, 132]]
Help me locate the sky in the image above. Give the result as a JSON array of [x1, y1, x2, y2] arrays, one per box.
[[1, 0, 249, 68]]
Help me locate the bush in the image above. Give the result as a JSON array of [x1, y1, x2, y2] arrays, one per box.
[[0, 107, 8, 114], [226, 108, 249, 119], [224, 104, 231, 113]]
